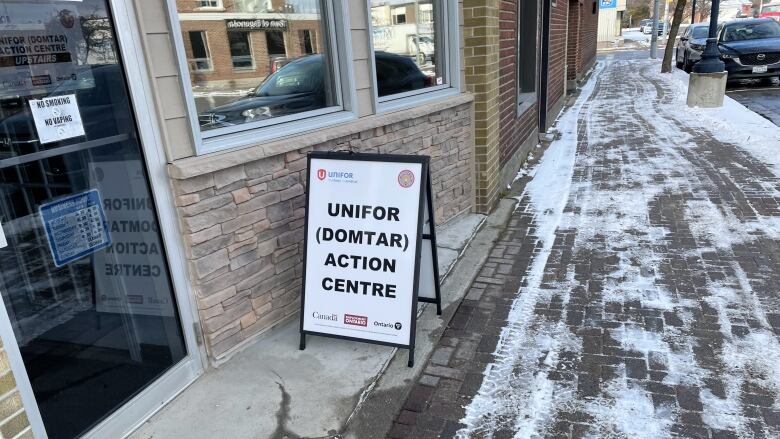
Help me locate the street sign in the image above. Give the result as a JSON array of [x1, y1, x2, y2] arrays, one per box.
[[299, 152, 440, 367], [600, 0, 617, 8]]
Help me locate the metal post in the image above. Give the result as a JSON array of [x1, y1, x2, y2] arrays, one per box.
[[691, 0, 696, 24], [692, 0, 725, 73], [663, 0, 670, 38], [651, 0, 660, 59]]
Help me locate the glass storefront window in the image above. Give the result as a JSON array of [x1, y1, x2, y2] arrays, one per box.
[[0, 1, 187, 438], [370, 0, 446, 99], [173, 0, 339, 132]]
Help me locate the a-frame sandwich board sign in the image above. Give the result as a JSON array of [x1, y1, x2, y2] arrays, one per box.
[[416, 175, 443, 315], [299, 151, 442, 367]]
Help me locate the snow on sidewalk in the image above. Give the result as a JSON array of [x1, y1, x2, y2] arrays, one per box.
[[458, 58, 780, 438]]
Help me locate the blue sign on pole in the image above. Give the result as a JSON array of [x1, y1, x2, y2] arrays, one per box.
[[600, 0, 617, 8], [39, 189, 111, 267]]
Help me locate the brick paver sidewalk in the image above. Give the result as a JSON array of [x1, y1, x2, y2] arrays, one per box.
[[390, 59, 780, 438]]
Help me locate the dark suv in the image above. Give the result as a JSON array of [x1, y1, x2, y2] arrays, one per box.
[[199, 52, 433, 129], [717, 18, 780, 81]]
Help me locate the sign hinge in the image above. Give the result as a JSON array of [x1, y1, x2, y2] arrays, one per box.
[[193, 322, 204, 346]]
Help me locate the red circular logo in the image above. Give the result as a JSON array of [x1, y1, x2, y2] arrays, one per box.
[[398, 170, 415, 188]]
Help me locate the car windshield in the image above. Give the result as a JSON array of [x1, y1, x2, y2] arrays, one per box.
[[722, 20, 780, 41], [763, 4, 780, 12], [692, 27, 709, 39], [255, 59, 321, 97]]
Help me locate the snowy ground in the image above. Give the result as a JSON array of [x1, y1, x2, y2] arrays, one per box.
[[457, 57, 780, 438]]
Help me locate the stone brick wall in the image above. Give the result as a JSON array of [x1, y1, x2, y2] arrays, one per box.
[[170, 101, 474, 361], [463, 0, 501, 214], [0, 338, 33, 439]]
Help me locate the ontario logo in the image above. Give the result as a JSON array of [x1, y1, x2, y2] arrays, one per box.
[[398, 170, 415, 188], [344, 314, 368, 327]]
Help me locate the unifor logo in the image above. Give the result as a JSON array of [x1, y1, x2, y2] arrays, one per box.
[[398, 170, 415, 188], [317, 169, 327, 180], [757, 53, 766, 61]]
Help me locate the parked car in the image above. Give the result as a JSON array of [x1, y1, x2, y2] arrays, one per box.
[[639, 19, 653, 34], [676, 23, 710, 72], [717, 18, 780, 81], [642, 21, 670, 35], [759, 3, 780, 21], [198, 52, 434, 129]]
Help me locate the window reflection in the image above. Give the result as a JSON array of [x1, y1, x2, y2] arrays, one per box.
[[370, 0, 444, 98], [175, 0, 337, 131]]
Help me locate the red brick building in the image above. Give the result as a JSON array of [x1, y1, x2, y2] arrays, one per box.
[[567, 0, 600, 88], [466, 0, 599, 211]]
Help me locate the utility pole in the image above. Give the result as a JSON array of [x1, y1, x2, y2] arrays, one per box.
[[651, 0, 660, 58], [663, 0, 670, 38]]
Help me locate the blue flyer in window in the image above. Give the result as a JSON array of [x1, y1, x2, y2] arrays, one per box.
[[39, 189, 111, 267]]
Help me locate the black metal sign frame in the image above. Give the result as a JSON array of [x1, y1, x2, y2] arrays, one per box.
[[298, 151, 441, 367]]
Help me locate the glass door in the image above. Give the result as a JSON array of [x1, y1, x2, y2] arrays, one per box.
[[0, 1, 189, 438]]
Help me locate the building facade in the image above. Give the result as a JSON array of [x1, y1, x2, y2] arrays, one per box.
[[597, 0, 627, 43], [0, 0, 595, 437]]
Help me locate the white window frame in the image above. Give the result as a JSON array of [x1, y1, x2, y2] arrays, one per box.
[[367, 0, 461, 114], [228, 30, 255, 71], [195, 0, 224, 10], [166, 1, 356, 155], [187, 30, 213, 72], [392, 6, 407, 24]]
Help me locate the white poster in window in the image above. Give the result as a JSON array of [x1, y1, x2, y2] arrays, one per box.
[[0, 2, 100, 99], [28, 94, 85, 144], [0, 220, 7, 249], [91, 161, 175, 317]]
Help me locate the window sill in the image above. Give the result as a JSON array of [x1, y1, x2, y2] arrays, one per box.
[[517, 93, 536, 117], [169, 92, 474, 180], [199, 109, 355, 155], [376, 87, 460, 114]]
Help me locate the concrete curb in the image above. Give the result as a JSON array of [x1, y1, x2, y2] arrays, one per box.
[[342, 198, 516, 439]]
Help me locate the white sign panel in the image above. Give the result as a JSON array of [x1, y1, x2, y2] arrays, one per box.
[[302, 156, 425, 346], [91, 161, 175, 317], [0, 2, 97, 100], [0, 220, 7, 249], [28, 94, 85, 144]]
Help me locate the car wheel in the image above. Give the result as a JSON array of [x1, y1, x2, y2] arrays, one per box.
[[683, 53, 693, 73], [676, 49, 683, 69]]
